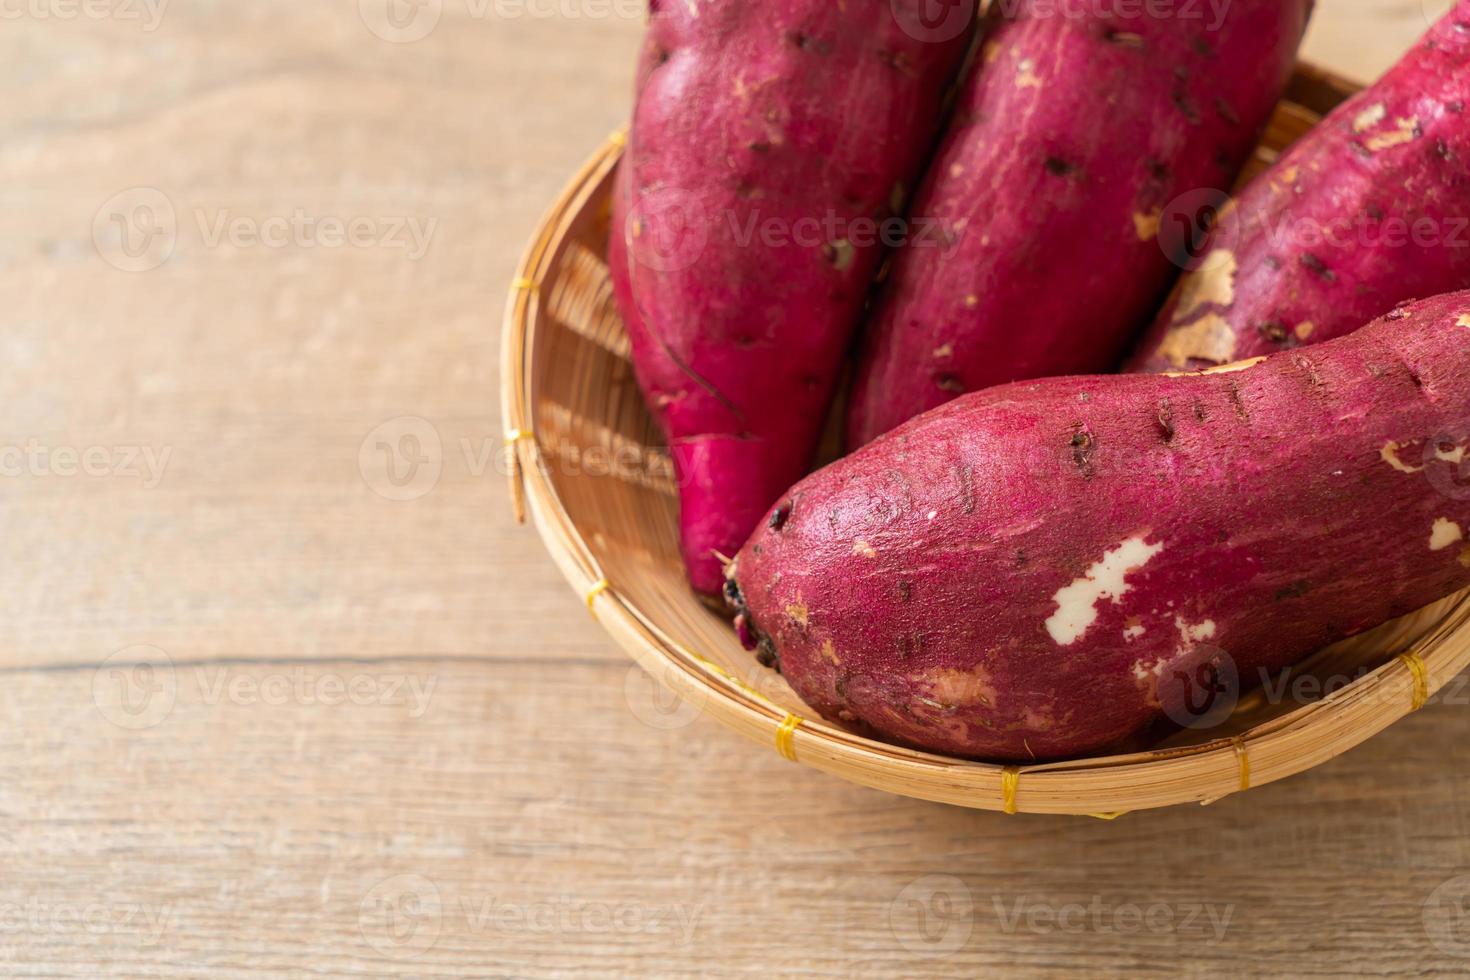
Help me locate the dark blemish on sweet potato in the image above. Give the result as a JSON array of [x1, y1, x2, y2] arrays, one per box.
[[747, 140, 773, 154], [1366, 203, 1385, 221], [1259, 321, 1289, 344], [1016, 549, 1029, 566], [1191, 36, 1216, 58], [898, 579, 912, 603], [957, 463, 976, 514], [1156, 399, 1176, 444], [787, 30, 832, 54], [1071, 429, 1096, 472], [1103, 28, 1144, 48], [822, 239, 856, 271], [1147, 159, 1169, 182], [1275, 580, 1311, 601], [1044, 157, 1076, 177], [768, 501, 792, 530], [755, 636, 780, 670], [936, 373, 965, 394], [1192, 400, 1208, 422], [874, 255, 893, 284], [1299, 253, 1336, 281], [1386, 304, 1413, 320], [1227, 381, 1250, 422], [879, 50, 917, 76], [1172, 91, 1201, 125], [1438, 139, 1455, 161], [1264, 255, 1282, 271], [1292, 353, 1324, 393], [897, 632, 924, 659], [653, 47, 671, 67], [1215, 97, 1240, 126]]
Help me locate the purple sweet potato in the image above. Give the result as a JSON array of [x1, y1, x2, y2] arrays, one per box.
[[1126, 1, 1470, 372], [610, 1, 975, 595], [845, 0, 1312, 448], [730, 292, 1470, 761]]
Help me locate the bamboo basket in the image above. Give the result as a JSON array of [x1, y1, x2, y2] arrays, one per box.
[[502, 64, 1470, 815]]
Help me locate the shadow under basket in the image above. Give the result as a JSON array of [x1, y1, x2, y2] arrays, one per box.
[[501, 63, 1470, 816]]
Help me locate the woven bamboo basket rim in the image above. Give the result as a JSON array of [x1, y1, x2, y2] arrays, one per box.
[[501, 63, 1470, 815]]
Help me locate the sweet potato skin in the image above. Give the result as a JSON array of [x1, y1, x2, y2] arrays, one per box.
[[845, 0, 1312, 447], [611, 1, 974, 594], [1126, 2, 1470, 372], [732, 292, 1470, 761]]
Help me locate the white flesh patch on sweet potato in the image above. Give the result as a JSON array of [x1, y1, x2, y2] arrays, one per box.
[[924, 666, 998, 709], [1174, 616, 1217, 649], [1380, 440, 1425, 474], [1163, 355, 1267, 378], [852, 538, 876, 558], [1457, 314, 1470, 328], [1365, 116, 1419, 152], [1045, 536, 1165, 646], [1431, 518, 1464, 552], [1173, 250, 1239, 322], [1352, 102, 1386, 133], [1015, 58, 1041, 89], [1295, 321, 1316, 340], [1158, 313, 1238, 369], [1133, 208, 1162, 242]]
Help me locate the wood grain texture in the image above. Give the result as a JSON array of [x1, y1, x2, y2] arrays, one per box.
[[4, 0, 1468, 975]]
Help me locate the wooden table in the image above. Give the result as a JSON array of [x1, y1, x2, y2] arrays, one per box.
[[5, 1, 1467, 975]]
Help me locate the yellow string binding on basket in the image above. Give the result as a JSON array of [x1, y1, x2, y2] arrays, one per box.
[[775, 714, 802, 762], [584, 577, 612, 615], [505, 428, 536, 524], [1001, 766, 1020, 815], [1398, 651, 1430, 710], [1233, 736, 1252, 792]]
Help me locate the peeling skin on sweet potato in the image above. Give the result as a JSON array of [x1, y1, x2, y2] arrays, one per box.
[[1127, 1, 1470, 373], [609, 1, 975, 594], [845, 0, 1311, 447], [733, 293, 1470, 761]]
